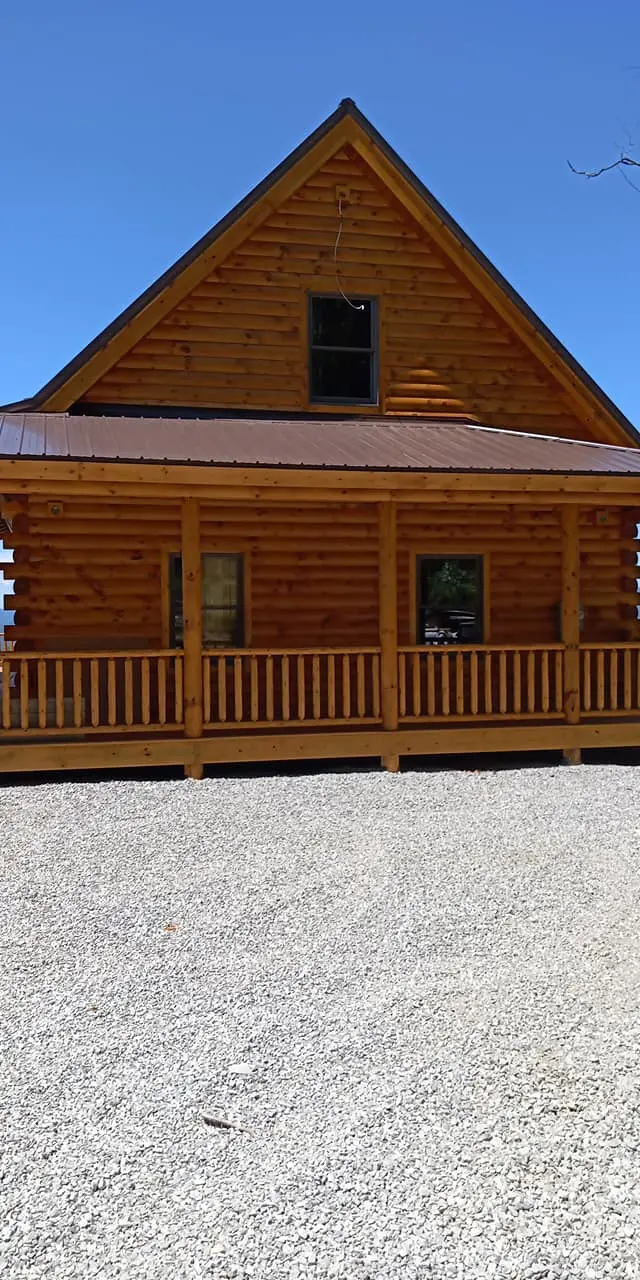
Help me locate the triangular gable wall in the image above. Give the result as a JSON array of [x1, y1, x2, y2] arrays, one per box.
[[22, 102, 637, 447]]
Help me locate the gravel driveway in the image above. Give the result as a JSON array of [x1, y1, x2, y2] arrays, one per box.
[[2, 764, 640, 1279]]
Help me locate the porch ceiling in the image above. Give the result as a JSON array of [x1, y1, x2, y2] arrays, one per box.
[[1, 412, 640, 476]]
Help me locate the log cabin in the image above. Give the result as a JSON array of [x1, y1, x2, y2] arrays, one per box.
[[1, 98, 640, 777]]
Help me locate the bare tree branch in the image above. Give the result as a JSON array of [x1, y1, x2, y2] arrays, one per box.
[[568, 154, 640, 178]]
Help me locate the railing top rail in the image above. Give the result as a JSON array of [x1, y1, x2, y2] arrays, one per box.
[[1, 649, 183, 660], [202, 647, 382, 657], [579, 642, 640, 651], [399, 643, 566, 654]]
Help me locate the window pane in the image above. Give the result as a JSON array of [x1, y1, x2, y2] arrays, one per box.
[[311, 349, 372, 401], [202, 554, 239, 609], [203, 608, 240, 647], [417, 556, 483, 644], [169, 553, 243, 647], [311, 296, 371, 348]]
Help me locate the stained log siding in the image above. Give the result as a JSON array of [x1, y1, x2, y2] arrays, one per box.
[[81, 147, 591, 440], [4, 498, 629, 651], [5, 499, 379, 650], [398, 505, 626, 646]]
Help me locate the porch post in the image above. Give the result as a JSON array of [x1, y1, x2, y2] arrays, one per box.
[[561, 504, 581, 764], [181, 497, 204, 779], [378, 500, 399, 772]]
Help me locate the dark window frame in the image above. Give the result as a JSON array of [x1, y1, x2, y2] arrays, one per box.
[[169, 552, 245, 649], [308, 293, 379, 406], [416, 554, 485, 645]]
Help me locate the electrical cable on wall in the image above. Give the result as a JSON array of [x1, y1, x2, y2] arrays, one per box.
[[334, 197, 365, 311]]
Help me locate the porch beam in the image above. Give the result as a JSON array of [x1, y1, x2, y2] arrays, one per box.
[[561, 506, 581, 759], [3, 459, 640, 498], [181, 497, 204, 779], [378, 501, 399, 771]]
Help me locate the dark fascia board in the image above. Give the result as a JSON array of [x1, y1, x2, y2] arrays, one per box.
[[4, 97, 639, 446]]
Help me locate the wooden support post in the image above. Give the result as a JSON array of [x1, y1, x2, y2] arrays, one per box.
[[181, 497, 204, 779], [561, 506, 581, 764], [379, 501, 399, 772]]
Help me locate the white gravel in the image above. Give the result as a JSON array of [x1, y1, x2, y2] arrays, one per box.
[[2, 764, 640, 1279]]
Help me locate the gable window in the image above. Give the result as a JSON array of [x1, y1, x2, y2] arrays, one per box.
[[169, 553, 244, 648], [416, 555, 484, 645], [309, 295, 377, 404]]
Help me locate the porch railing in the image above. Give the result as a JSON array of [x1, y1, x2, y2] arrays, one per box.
[[2, 642, 640, 740], [398, 645, 565, 722], [580, 643, 640, 716], [0, 651, 184, 735], [202, 648, 381, 728]]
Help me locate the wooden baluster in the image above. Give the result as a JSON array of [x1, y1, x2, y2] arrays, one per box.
[[596, 650, 605, 712], [55, 659, 64, 728], [581, 650, 589, 712], [527, 652, 536, 714], [124, 658, 134, 726], [234, 656, 243, 722], [297, 655, 306, 721], [455, 652, 464, 715], [470, 651, 479, 715], [266, 656, 274, 722], [281, 655, 290, 722], [175, 656, 183, 724], [609, 650, 618, 712], [541, 651, 549, 714], [412, 652, 421, 717], [107, 658, 117, 726], [441, 653, 450, 717], [2, 657, 12, 730], [91, 658, 100, 728], [427, 651, 436, 717], [141, 657, 151, 726], [512, 652, 521, 715], [484, 652, 492, 715], [202, 657, 211, 724], [20, 660, 30, 730], [555, 652, 563, 713], [250, 656, 259, 722], [157, 658, 167, 726], [37, 658, 47, 729], [623, 649, 632, 711], [372, 654, 381, 719], [327, 654, 336, 719], [310, 654, 320, 720], [356, 653, 365, 718], [499, 652, 507, 715], [73, 659, 83, 728], [342, 654, 351, 718], [398, 653, 406, 718], [217, 656, 227, 723]]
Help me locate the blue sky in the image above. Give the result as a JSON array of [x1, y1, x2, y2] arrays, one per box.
[[2, 0, 640, 425]]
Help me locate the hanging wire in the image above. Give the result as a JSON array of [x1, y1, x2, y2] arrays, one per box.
[[333, 197, 365, 311]]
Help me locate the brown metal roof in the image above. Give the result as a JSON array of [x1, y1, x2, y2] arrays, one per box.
[[1, 412, 640, 475]]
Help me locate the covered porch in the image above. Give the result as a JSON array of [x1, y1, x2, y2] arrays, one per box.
[[1, 479, 640, 775], [2, 410, 640, 774]]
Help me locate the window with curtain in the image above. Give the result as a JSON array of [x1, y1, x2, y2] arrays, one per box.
[[169, 553, 244, 647]]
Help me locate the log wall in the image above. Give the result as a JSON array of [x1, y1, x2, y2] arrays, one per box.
[[4, 498, 630, 650], [80, 146, 592, 440]]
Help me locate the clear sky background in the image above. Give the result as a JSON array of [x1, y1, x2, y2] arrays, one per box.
[[2, 0, 640, 424]]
